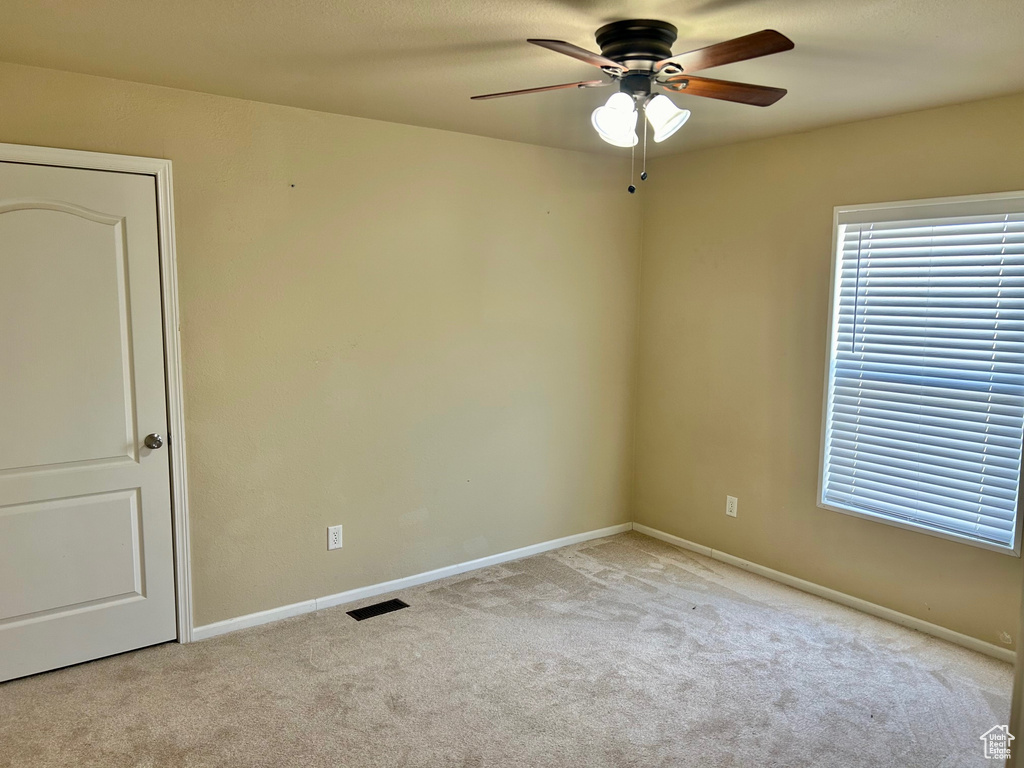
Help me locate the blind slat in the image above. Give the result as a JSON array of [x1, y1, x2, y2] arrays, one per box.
[[832, 393, 1024, 425], [827, 450, 1020, 493], [828, 436, 1020, 477], [831, 403, 1023, 440], [823, 488, 1013, 539], [825, 471, 1016, 518], [829, 425, 1021, 461]]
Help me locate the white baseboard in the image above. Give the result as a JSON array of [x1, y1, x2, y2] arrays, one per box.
[[191, 598, 318, 641], [632, 523, 713, 557], [632, 523, 1015, 664], [191, 522, 632, 642]]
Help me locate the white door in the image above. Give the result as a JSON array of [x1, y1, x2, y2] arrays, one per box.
[[0, 161, 177, 681]]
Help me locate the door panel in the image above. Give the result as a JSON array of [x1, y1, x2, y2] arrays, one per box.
[[0, 490, 143, 622], [0, 161, 176, 681], [0, 205, 135, 470]]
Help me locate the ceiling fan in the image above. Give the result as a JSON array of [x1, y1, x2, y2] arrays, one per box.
[[472, 20, 794, 152]]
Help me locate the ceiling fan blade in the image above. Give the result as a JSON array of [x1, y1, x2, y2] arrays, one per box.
[[527, 39, 626, 71], [471, 80, 608, 100], [654, 29, 794, 74], [659, 74, 787, 106]]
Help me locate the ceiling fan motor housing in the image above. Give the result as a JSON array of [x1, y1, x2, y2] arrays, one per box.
[[596, 19, 678, 69]]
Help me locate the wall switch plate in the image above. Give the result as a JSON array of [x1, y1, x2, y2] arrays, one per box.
[[328, 525, 343, 550], [726, 496, 738, 518]]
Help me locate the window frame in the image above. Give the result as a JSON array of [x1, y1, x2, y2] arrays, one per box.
[[817, 190, 1024, 557]]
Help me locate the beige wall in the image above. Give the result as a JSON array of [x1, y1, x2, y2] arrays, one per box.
[[0, 62, 641, 626], [3, 57, 1022, 647], [636, 93, 1024, 647]]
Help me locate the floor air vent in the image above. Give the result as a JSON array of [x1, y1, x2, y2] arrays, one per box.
[[347, 598, 409, 621]]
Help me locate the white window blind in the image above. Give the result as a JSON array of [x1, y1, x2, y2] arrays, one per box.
[[821, 194, 1024, 552]]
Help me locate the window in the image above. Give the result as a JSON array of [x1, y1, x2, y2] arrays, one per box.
[[820, 192, 1024, 553]]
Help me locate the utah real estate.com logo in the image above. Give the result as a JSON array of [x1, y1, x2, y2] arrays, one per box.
[[980, 726, 1014, 760]]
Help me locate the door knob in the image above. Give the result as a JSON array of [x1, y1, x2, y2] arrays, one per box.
[[144, 433, 164, 450]]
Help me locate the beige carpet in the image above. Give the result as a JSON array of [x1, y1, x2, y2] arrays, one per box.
[[0, 532, 1011, 767]]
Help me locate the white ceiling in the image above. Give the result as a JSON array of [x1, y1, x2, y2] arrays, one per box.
[[2, 0, 1023, 156]]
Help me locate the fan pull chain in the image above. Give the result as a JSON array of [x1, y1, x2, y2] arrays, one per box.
[[641, 108, 649, 182], [628, 139, 636, 194]]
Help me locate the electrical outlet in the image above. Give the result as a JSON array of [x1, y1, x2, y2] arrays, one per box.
[[328, 525, 343, 551], [726, 496, 738, 518]]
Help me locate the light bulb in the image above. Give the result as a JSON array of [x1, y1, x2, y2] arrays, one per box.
[[644, 94, 690, 143], [591, 92, 639, 148]]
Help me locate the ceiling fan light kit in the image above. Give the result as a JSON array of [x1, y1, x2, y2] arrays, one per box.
[[590, 93, 690, 148], [643, 95, 691, 143], [472, 19, 794, 191], [591, 92, 639, 147]]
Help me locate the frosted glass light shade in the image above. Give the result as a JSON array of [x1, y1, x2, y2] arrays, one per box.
[[591, 92, 639, 148], [644, 95, 690, 143]]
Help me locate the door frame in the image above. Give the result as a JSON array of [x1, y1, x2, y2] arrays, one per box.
[[0, 142, 195, 643]]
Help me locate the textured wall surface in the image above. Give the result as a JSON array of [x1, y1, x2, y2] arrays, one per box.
[[0, 62, 641, 626], [636, 93, 1024, 648], [3, 58, 1022, 648]]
